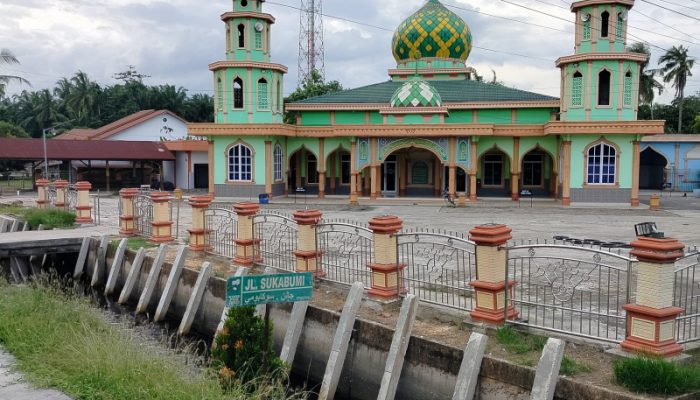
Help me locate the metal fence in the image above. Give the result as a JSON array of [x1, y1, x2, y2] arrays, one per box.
[[396, 228, 477, 311], [252, 212, 298, 272], [133, 194, 153, 238], [675, 250, 700, 344], [506, 244, 636, 343], [203, 208, 238, 258], [43, 183, 101, 225], [666, 168, 700, 192], [315, 219, 374, 288]]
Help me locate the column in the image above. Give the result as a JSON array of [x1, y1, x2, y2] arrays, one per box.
[[75, 181, 93, 224], [350, 141, 359, 205], [265, 141, 273, 197], [208, 140, 215, 197], [293, 209, 325, 277], [105, 160, 111, 193], [370, 165, 379, 199], [36, 179, 49, 209], [233, 202, 260, 266], [188, 196, 213, 251], [562, 140, 572, 206], [511, 138, 520, 201], [318, 171, 326, 198], [54, 180, 68, 209], [448, 166, 456, 198], [468, 224, 518, 324], [621, 236, 685, 357], [469, 140, 478, 201], [367, 216, 405, 299], [329, 153, 336, 194], [295, 153, 302, 188], [318, 139, 326, 198], [631, 140, 640, 207], [433, 160, 441, 196], [119, 188, 138, 236], [150, 192, 173, 243], [398, 155, 407, 197]]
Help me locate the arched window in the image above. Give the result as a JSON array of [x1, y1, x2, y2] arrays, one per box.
[[572, 71, 583, 107], [255, 29, 262, 49], [216, 78, 223, 111], [237, 24, 245, 48], [583, 19, 591, 40], [233, 78, 244, 109], [601, 11, 610, 37], [274, 144, 283, 181], [598, 70, 611, 106], [228, 143, 253, 181], [276, 80, 282, 112], [258, 78, 268, 109], [587, 142, 616, 184], [623, 71, 632, 106]]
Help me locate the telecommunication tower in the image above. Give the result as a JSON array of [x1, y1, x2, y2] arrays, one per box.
[[298, 0, 325, 84]]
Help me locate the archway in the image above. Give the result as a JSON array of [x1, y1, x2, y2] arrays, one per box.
[[326, 148, 351, 195], [287, 148, 318, 195], [520, 148, 555, 197], [477, 148, 510, 197], [640, 147, 668, 189], [382, 147, 443, 197]]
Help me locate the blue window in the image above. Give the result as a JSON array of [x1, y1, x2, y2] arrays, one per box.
[[587, 143, 616, 184]]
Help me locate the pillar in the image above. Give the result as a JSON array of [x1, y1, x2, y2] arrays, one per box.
[[329, 153, 336, 194], [562, 140, 571, 206], [233, 202, 261, 266], [318, 139, 325, 198], [265, 141, 273, 197], [631, 140, 640, 207], [150, 192, 173, 243], [433, 160, 441, 196], [188, 196, 213, 251], [621, 237, 685, 357], [350, 141, 359, 205], [318, 171, 326, 198], [208, 140, 215, 197], [105, 160, 111, 193], [468, 224, 518, 324], [293, 209, 325, 277], [75, 181, 93, 224], [370, 165, 379, 199], [469, 140, 478, 201], [511, 138, 520, 201], [119, 188, 138, 236], [448, 166, 456, 198], [398, 154, 407, 197], [367, 216, 405, 299], [36, 179, 49, 209], [54, 180, 68, 209]]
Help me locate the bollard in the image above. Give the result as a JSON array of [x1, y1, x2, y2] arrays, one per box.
[[36, 179, 50, 209], [150, 192, 173, 243], [293, 209, 324, 277], [188, 196, 213, 251], [468, 224, 518, 324], [53, 180, 68, 209], [74, 181, 93, 224], [233, 202, 261, 266], [621, 236, 685, 357], [649, 194, 660, 211], [367, 215, 405, 299], [118, 188, 138, 236]]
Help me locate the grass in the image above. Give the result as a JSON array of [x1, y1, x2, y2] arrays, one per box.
[[0, 203, 30, 220], [24, 208, 75, 229], [0, 278, 306, 400], [495, 326, 547, 354], [613, 356, 700, 395], [124, 237, 158, 251], [560, 356, 592, 376]]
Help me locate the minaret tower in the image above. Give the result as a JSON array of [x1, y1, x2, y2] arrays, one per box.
[[210, 0, 288, 124], [556, 0, 647, 122]]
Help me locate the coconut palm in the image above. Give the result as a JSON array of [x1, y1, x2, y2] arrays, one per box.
[[66, 71, 101, 125], [627, 43, 663, 112], [0, 49, 31, 97], [659, 45, 695, 133]]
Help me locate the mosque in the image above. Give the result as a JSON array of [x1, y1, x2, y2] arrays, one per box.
[[189, 0, 665, 205]]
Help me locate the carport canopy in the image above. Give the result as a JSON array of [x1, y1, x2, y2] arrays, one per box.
[[0, 138, 175, 161]]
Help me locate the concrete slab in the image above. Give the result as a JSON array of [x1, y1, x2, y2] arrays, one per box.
[[452, 332, 488, 400], [280, 300, 309, 366], [154, 246, 188, 322], [118, 247, 146, 304], [530, 338, 565, 400], [104, 238, 127, 295], [377, 294, 418, 400], [136, 244, 167, 314], [72, 237, 91, 279], [178, 262, 212, 336], [90, 235, 110, 287]]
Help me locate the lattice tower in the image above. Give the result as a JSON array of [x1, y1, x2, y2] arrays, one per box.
[[298, 0, 325, 84]]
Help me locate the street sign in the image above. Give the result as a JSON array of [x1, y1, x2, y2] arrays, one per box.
[[226, 272, 314, 307]]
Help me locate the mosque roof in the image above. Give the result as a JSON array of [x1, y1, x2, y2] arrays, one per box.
[[291, 79, 558, 105]]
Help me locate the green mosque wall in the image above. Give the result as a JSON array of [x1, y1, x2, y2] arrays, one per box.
[[569, 135, 634, 189]]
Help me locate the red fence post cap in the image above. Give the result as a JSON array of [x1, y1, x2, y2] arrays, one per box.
[[75, 181, 92, 190], [469, 224, 513, 246], [368, 215, 403, 234], [630, 236, 685, 264], [119, 188, 139, 198], [233, 202, 260, 216], [36, 179, 50, 187], [293, 209, 323, 225], [53, 179, 68, 189], [188, 196, 213, 208]]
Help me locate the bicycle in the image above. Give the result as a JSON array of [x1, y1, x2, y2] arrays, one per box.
[[442, 190, 456, 208]]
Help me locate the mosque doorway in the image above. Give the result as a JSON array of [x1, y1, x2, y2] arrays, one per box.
[[381, 147, 443, 197], [640, 147, 668, 189], [288, 148, 319, 195], [520, 149, 555, 197], [477, 149, 510, 198]]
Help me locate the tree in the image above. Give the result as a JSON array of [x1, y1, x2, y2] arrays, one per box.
[[65, 71, 102, 126], [0, 49, 31, 97], [284, 69, 343, 124], [0, 121, 29, 138], [659, 45, 695, 133], [628, 43, 663, 113]]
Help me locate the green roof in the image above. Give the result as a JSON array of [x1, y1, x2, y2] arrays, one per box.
[[292, 79, 558, 105]]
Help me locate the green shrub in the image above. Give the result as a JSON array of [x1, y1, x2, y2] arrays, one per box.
[[212, 306, 286, 390], [614, 356, 700, 394], [495, 326, 547, 354], [560, 356, 592, 376], [24, 208, 75, 229]]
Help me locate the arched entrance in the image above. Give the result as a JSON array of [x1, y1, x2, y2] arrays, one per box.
[[326, 148, 351, 195], [381, 147, 443, 197], [288, 148, 319, 195], [640, 147, 668, 189], [477, 148, 510, 197], [520, 148, 555, 197]]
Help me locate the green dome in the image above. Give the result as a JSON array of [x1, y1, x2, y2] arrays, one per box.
[[390, 78, 442, 107], [392, 0, 472, 63]]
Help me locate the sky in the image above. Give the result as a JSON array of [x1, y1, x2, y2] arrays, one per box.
[[1, 0, 700, 105]]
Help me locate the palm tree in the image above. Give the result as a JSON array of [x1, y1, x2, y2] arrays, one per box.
[[66, 71, 101, 126], [0, 49, 31, 97], [628, 43, 663, 116], [659, 45, 695, 133]]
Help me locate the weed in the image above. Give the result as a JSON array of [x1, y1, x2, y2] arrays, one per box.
[[614, 356, 700, 395], [559, 356, 592, 376], [126, 236, 158, 250], [0, 203, 30, 219], [495, 326, 547, 354], [24, 208, 75, 229]]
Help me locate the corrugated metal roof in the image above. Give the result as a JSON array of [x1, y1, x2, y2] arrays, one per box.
[[0, 138, 175, 160], [291, 79, 558, 104], [54, 110, 188, 141]]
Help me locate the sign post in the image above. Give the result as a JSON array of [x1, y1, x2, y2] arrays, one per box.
[[225, 272, 314, 373]]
